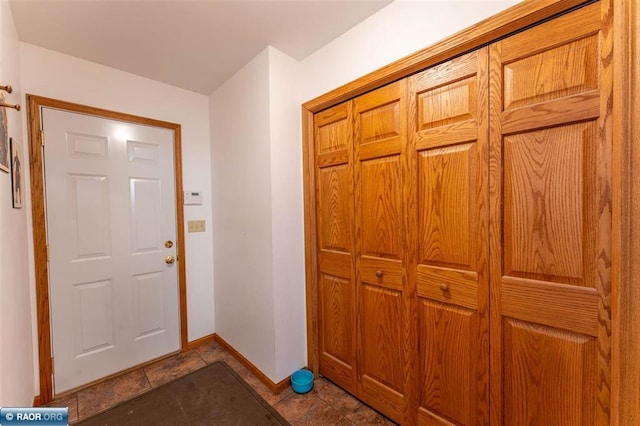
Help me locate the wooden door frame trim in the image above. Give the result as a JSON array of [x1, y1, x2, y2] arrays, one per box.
[[612, 0, 639, 423], [27, 94, 189, 404], [302, 0, 638, 421]]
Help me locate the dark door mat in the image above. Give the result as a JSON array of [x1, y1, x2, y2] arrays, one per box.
[[77, 361, 290, 425]]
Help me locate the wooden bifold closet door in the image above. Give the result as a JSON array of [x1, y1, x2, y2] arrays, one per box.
[[353, 80, 414, 423], [310, 2, 613, 425], [314, 102, 357, 395], [488, 3, 612, 425], [408, 48, 490, 425], [314, 81, 417, 424]]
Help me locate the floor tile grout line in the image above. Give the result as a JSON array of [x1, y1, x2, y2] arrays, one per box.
[[50, 393, 79, 424], [273, 389, 295, 409], [192, 346, 209, 365], [76, 370, 152, 422], [141, 365, 154, 391]]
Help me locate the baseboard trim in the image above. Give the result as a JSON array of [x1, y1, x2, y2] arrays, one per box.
[[33, 395, 42, 407], [214, 334, 291, 394], [185, 333, 216, 351]]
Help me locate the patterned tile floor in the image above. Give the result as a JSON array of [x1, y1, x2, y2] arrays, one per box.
[[45, 340, 395, 425]]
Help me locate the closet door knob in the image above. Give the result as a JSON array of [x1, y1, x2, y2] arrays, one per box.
[[439, 283, 449, 292], [375, 270, 383, 278]]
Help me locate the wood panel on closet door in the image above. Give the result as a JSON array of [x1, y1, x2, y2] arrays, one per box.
[[353, 79, 416, 424], [314, 101, 358, 395], [408, 48, 490, 425], [488, 3, 612, 424]]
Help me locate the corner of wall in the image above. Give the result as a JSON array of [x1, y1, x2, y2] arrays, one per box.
[[209, 47, 277, 380], [266, 47, 307, 381]]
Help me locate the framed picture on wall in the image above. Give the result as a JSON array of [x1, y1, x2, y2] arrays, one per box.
[[11, 138, 23, 208], [0, 92, 8, 173]]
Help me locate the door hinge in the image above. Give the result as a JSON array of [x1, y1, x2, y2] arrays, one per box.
[[40, 129, 45, 146], [46, 245, 50, 262], [51, 357, 54, 375]]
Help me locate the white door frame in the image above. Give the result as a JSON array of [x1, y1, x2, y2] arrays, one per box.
[[27, 95, 189, 404]]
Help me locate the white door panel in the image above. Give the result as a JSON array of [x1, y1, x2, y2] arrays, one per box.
[[43, 108, 180, 393]]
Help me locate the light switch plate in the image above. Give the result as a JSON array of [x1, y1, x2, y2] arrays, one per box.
[[188, 220, 206, 233]]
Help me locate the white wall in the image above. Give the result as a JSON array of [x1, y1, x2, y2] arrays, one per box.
[[19, 43, 215, 394], [0, 0, 34, 406], [268, 47, 306, 380], [210, 48, 277, 379], [211, 46, 305, 382], [299, 0, 519, 103]]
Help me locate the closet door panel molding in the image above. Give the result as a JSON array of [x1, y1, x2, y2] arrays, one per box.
[[409, 48, 490, 425], [354, 79, 415, 424], [488, 3, 612, 424], [314, 102, 358, 394]]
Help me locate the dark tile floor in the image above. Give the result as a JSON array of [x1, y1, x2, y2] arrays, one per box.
[[45, 340, 395, 425]]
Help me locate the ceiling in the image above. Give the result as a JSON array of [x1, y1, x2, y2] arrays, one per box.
[[10, 0, 392, 95]]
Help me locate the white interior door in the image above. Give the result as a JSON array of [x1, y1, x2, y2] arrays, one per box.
[[43, 108, 180, 393]]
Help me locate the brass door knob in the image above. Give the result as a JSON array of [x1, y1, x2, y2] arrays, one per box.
[[439, 283, 449, 292], [165, 240, 174, 248], [165, 255, 175, 264], [375, 270, 383, 278]]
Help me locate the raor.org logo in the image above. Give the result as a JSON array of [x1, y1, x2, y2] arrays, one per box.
[[0, 407, 68, 425]]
